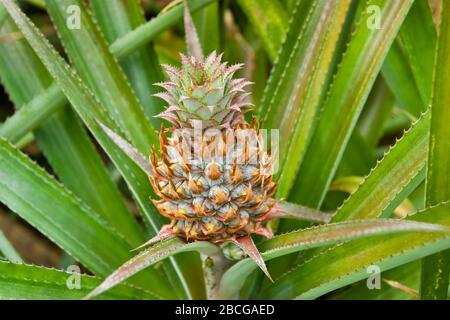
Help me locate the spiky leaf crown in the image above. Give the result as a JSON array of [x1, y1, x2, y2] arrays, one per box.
[[155, 51, 253, 129]]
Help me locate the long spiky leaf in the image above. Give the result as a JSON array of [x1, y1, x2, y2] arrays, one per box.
[[85, 237, 219, 299], [219, 217, 448, 298], [420, 0, 450, 300]]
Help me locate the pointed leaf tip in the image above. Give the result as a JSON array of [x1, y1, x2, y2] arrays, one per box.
[[273, 202, 334, 223], [232, 236, 272, 282], [84, 237, 185, 299]]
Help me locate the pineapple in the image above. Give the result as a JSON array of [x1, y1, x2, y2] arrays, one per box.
[[150, 52, 278, 243]]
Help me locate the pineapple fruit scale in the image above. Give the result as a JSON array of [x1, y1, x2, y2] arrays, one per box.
[[150, 52, 278, 243]]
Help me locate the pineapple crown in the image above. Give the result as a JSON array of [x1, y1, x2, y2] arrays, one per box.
[[154, 51, 254, 129]]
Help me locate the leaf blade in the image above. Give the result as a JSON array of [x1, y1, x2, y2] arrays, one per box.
[[261, 0, 352, 197], [0, 0, 180, 296], [0, 231, 22, 264], [289, 0, 414, 207], [109, 0, 215, 59], [45, 0, 155, 154], [0, 17, 143, 246], [259, 202, 450, 299], [85, 237, 218, 299], [237, 0, 288, 61], [332, 112, 429, 222], [0, 137, 174, 298], [1, 0, 168, 236], [219, 217, 446, 298], [90, 0, 165, 127], [0, 261, 158, 300], [420, 0, 450, 300], [1, 0, 213, 146]]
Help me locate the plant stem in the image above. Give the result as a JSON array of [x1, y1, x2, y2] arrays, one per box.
[[202, 253, 232, 300]]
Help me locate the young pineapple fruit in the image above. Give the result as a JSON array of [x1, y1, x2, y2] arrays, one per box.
[[150, 52, 278, 243]]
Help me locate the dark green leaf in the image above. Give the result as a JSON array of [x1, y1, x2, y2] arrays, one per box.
[[0, 137, 173, 298], [260, 202, 450, 299], [0, 261, 158, 300], [86, 237, 218, 299], [260, 0, 352, 197], [332, 112, 429, 222], [0, 18, 143, 246], [90, 0, 165, 126], [237, 0, 288, 61], [109, 0, 216, 59], [220, 217, 447, 298], [382, 0, 436, 117], [420, 1, 450, 300], [45, 0, 156, 153], [289, 0, 414, 207], [193, 0, 221, 54]]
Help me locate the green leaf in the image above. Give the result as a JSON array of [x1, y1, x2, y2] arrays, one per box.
[[259, 202, 450, 299], [288, 1, 435, 273], [0, 261, 158, 300], [0, 84, 65, 144], [85, 237, 219, 299], [98, 121, 152, 176], [332, 112, 429, 222], [237, 0, 288, 61], [0, 18, 143, 246], [193, 0, 221, 54], [277, 201, 333, 223], [2, 0, 195, 298], [45, 0, 155, 154], [219, 217, 446, 298], [1, 0, 214, 146], [382, 0, 436, 117], [98, 120, 205, 300], [0, 231, 22, 264], [382, 42, 424, 116], [329, 1, 437, 223], [0, 3, 7, 28], [358, 78, 396, 149], [289, 0, 414, 207], [331, 176, 415, 219], [424, 0, 450, 218], [109, 0, 216, 59], [2, 0, 167, 235], [1, 0, 187, 298], [90, 0, 165, 127], [260, 0, 351, 197], [0, 138, 174, 298], [421, 1, 450, 300], [285, 0, 298, 12], [337, 131, 375, 177], [332, 262, 420, 300], [396, 0, 436, 107]]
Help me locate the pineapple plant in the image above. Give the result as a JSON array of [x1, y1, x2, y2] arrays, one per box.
[[0, 0, 449, 302]]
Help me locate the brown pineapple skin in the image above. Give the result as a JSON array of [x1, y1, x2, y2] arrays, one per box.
[[149, 123, 277, 243]]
